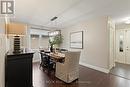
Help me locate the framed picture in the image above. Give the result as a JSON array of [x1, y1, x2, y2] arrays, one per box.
[[70, 31, 83, 49]]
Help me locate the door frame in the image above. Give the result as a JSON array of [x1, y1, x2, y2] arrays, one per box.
[[124, 28, 130, 64], [109, 23, 116, 70], [115, 28, 130, 64]]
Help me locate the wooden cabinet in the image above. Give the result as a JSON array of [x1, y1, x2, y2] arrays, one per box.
[[5, 52, 34, 87]]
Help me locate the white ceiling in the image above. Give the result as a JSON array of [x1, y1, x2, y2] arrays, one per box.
[[11, 0, 130, 29]]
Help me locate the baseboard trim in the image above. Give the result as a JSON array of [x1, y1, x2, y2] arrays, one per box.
[[79, 62, 110, 73]]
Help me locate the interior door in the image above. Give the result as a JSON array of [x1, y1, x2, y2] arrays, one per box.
[[116, 30, 125, 63], [125, 30, 130, 64]]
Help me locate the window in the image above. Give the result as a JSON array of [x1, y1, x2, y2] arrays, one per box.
[[40, 35, 49, 49], [29, 29, 59, 49], [30, 34, 40, 49], [119, 33, 124, 52]]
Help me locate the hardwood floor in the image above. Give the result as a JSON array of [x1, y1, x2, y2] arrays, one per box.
[[110, 62, 130, 80], [33, 62, 130, 87]]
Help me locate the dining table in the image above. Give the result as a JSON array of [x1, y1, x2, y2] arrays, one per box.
[[42, 52, 65, 63]]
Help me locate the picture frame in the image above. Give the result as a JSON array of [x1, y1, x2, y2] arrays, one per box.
[[70, 31, 83, 49]]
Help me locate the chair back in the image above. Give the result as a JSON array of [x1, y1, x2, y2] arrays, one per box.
[[64, 51, 81, 71]]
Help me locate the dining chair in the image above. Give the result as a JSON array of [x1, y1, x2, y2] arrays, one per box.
[[40, 51, 55, 72], [40, 51, 48, 69], [55, 51, 81, 83]]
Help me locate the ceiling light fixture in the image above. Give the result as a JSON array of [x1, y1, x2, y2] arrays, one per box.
[[51, 16, 58, 21]]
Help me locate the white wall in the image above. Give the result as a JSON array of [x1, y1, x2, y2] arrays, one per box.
[[0, 19, 5, 34], [0, 35, 6, 87], [61, 16, 110, 72], [0, 18, 6, 87]]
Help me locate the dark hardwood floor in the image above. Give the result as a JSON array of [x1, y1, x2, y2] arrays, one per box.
[[33, 62, 130, 87], [110, 62, 130, 80]]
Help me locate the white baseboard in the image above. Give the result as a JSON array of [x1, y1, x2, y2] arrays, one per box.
[[79, 62, 110, 73]]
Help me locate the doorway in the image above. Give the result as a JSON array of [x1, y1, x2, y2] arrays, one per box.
[[115, 29, 130, 64], [110, 28, 130, 79]]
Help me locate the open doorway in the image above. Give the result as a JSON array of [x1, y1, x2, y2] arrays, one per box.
[[110, 28, 130, 79]]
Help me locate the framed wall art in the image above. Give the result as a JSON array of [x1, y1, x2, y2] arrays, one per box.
[[70, 31, 83, 49]]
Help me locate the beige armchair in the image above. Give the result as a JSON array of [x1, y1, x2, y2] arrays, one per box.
[[55, 51, 81, 83]]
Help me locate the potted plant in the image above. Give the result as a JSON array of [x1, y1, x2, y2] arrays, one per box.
[[49, 34, 63, 52]]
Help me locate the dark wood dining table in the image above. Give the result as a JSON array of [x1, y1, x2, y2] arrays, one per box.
[[42, 52, 65, 63]]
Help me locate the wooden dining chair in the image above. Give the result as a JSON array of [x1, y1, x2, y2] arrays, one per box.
[[40, 52, 56, 72]]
